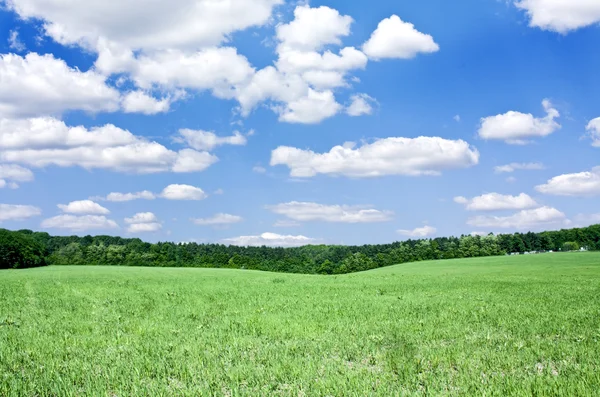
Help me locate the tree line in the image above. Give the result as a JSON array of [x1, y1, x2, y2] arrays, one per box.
[[1, 224, 598, 272]]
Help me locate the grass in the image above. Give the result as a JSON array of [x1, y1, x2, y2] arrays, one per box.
[[1, 253, 600, 396]]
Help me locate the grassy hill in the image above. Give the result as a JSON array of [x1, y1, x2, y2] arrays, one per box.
[[2, 253, 599, 395]]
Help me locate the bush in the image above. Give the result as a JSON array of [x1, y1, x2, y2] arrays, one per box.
[[0, 229, 47, 269], [562, 242, 580, 252]]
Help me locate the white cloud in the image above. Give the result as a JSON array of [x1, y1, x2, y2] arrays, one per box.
[[278, 89, 342, 124], [586, 117, 600, 147], [271, 136, 479, 178], [362, 15, 439, 60], [41, 215, 118, 231], [0, 164, 34, 187], [103, 191, 156, 202], [267, 201, 393, 223], [192, 213, 243, 226], [222, 232, 317, 247], [467, 206, 568, 229], [176, 129, 247, 151], [160, 184, 207, 201], [454, 115, 461, 122], [515, 0, 600, 33], [276, 47, 368, 83], [454, 193, 539, 211], [171, 149, 219, 173], [536, 167, 600, 196], [346, 94, 375, 117], [253, 166, 267, 174], [397, 225, 437, 238], [58, 200, 110, 215], [0, 117, 218, 174], [478, 99, 560, 144], [124, 212, 161, 233], [0, 204, 41, 222], [127, 222, 162, 233], [276, 5, 353, 52], [0, 53, 120, 118], [494, 162, 545, 173], [8, 30, 26, 52], [124, 212, 158, 224], [0, 117, 136, 149], [122, 91, 172, 115], [6, 0, 283, 51], [123, 47, 255, 94], [231, 5, 368, 124]]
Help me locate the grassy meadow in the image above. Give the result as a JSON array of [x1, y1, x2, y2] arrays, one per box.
[[1, 253, 600, 396]]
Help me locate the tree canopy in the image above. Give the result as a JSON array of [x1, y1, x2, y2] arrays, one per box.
[[0, 229, 47, 269], [1, 224, 599, 273]]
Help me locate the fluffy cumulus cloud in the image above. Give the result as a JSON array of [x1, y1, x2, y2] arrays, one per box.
[[120, 47, 255, 93], [58, 200, 110, 215], [192, 213, 243, 226], [454, 193, 539, 211], [515, 0, 600, 33], [222, 232, 317, 247], [362, 15, 439, 60], [276, 5, 353, 52], [0, 117, 218, 174], [467, 206, 567, 230], [536, 167, 600, 196], [0, 203, 41, 222], [586, 118, 600, 147], [271, 136, 479, 178], [41, 215, 118, 231], [160, 184, 207, 201], [397, 225, 437, 238], [125, 212, 161, 233], [494, 162, 545, 173], [121, 91, 173, 115], [229, 5, 373, 123], [0, 164, 34, 188], [478, 99, 560, 144], [266, 202, 393, 223], [5, 0, 283, 50], [277, 89, 342, 124], [176, 129, 247, 151], [0, 53, 120, 118], [3, 2, 437, 125], [346, 94, 376, 117]]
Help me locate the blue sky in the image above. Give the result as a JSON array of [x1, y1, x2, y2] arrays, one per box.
[[0, 0, 599, 246]]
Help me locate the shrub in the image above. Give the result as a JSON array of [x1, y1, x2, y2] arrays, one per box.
[[562, 242, 580, 252]]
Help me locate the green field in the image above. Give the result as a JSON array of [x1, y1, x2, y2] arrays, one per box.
[[1, 253, 599, 396]]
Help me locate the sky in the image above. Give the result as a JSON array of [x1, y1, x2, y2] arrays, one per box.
[[0, 0, 599, 246]]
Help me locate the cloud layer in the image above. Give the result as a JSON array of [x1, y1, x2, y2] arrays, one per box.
[[454, 193, 539, 211], [271, 137, 479, 178], [267, 202, 393, 223]]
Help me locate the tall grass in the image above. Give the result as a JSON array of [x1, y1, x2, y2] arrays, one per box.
[[1, 253, 599, 396]]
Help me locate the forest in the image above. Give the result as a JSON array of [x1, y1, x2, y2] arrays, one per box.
[[1, 225, 598, 273]]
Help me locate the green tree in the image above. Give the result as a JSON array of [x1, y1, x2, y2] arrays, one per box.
[[0, 229, 46, 269]]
